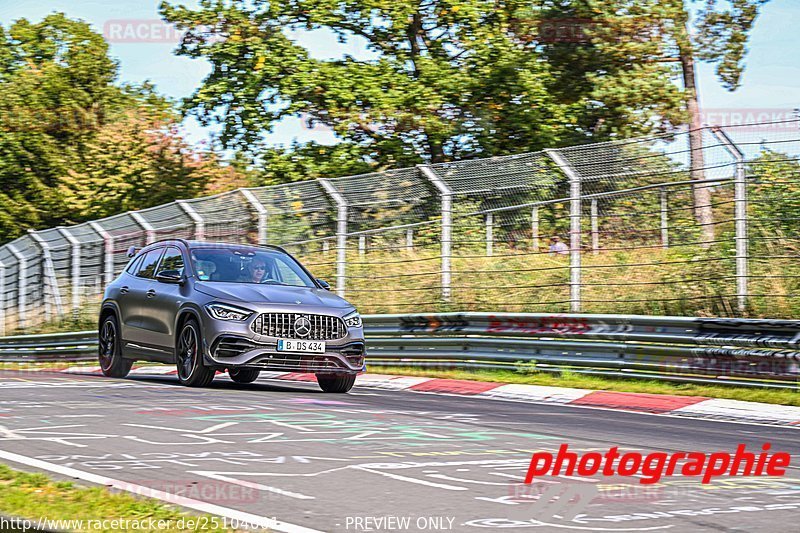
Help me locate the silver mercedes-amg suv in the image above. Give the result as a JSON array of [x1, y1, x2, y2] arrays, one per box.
[[98, 240, 365, 392]]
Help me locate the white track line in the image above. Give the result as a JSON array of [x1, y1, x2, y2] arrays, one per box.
[[0, 449, 323, 533]]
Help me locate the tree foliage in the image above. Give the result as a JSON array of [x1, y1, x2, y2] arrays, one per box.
[[582, 0, 769, 95], [159, 0, 696, 170], [0, 13, 118, 240], [0, 14, 246, 243], [161, 0, 768, 180]]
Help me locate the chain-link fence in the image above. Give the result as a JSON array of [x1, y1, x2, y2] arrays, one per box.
[[1, 118, 799, 334]]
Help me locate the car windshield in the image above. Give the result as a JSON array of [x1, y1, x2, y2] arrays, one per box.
[[189, 247, 316, 287]]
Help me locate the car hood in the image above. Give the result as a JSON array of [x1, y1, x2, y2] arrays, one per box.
[[193, 281, 352, 309]]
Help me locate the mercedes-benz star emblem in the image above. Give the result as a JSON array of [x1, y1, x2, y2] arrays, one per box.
[[294, 316, 312, 338]]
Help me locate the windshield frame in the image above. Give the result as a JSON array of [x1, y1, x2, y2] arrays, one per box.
[[188, 245, 318, 288]]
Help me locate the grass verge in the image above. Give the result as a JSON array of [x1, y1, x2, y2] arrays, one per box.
[[372, 365, 800, 406], [0, 464, 241, 532]]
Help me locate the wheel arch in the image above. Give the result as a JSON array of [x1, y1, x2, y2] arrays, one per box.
[[98, 302, 120, 329], [174, 306, 205, 359], [175, 306, 203, 334]]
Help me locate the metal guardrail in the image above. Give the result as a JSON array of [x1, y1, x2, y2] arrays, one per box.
[[0, 330, 97, 363], [363, 313, 800, 389], [0, 313, 798, 389]]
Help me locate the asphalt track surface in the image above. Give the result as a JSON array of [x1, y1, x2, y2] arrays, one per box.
[[0, 370, 798, 533]]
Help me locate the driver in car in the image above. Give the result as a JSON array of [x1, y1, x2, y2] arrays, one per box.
[[241, 258, 271, 283]]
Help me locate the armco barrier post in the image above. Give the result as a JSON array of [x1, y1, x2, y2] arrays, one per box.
[[418, 165, 452, 301], [318, 179, 348, 298], [7, 244, 26, 331], [711, 126, 748, 313], [546, 149, 582, 312], [531, 207, 540, 251], [239, 188, 268, 245], [176, 200, 205, 241], [57, 227, 82, 320]]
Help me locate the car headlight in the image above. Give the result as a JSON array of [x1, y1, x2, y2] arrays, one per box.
[[205, 303, 253, 321], [344, 310, 362, 328]]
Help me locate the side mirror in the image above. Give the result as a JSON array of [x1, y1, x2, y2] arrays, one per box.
[[126, 246, 140, 258], [316, 278, 331, 290], [156, 270, 184, 284]]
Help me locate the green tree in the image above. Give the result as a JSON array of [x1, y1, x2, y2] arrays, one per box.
[[747, 150, 800, 248], [255, 141, 375, 185], [59, 102, 247, 220], [0, 14, 247, 243], [160, 0, 568, 167], [579, 0, 770, 245], [0, 13, 119, 241], [159, 0, 699, 173]]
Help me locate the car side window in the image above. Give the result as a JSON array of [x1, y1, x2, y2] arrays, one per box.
[[136, 249, 164, 279], [158, 247, 185, 276], [125, 254, 144, 274]]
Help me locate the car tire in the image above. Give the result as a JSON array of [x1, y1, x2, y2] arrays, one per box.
[[316, 373, 356, 393], [229, 368, 260, 384], [176, 318, 215, 387], [98, 314, 133, 378]]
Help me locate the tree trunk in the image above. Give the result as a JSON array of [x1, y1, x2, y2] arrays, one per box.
[[428, 136, 445, 164], [678, 27, 714, 248]]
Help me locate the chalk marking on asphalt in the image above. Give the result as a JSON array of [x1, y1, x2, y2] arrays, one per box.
[[262, 419, 316, 432], [489, 472, 559, 482], [190, 472, 315, 500], [353, 466, 469, 490], [0, 425, 21, 439], [425, 473, 509, 486], [51, 367, 800, 428], [556, 474, 600, 483], [121, 434, 234, 446], [123, 422, 239, 434], [0, 449, 324, 533]]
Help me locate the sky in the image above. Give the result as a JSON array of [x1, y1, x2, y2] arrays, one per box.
[[0, 0, 798, 150]]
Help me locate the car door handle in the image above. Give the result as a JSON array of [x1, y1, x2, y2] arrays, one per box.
[[146, 289, 156, 298], [120, 286, 129, 294]]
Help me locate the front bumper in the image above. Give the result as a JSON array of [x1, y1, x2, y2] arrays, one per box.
[[207, 334, 365, 374], [199, 305, 366, 374]]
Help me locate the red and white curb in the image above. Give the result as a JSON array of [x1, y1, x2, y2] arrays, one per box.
[[27, 365, 800, 428]]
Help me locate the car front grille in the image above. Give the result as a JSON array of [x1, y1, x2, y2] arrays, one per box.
[[251, 313, 347, 340]]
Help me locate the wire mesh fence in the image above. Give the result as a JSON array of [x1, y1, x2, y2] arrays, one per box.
[[1, 118, 799, 334]]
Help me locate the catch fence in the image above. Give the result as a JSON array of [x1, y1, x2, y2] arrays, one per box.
[[1, 119, 799, 333]]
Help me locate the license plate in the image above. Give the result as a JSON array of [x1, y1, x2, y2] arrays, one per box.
[[276, 339, 326, 354]]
